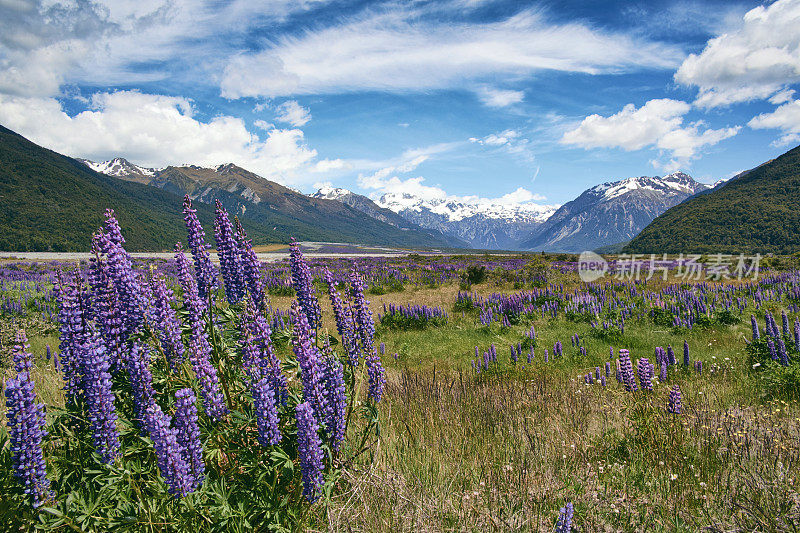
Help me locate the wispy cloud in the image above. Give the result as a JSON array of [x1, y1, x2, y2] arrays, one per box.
[[220, 7, 683, 99]]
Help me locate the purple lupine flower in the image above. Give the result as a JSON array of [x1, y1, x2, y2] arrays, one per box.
[[214, 200, 245, 304], [87, 233, 124, 373], [5, 330, 51, 507], [794, 319, 800, 353], [290, 240, 322, 329], [323, 269, 359, 366], [144, 403, 193, 497], [782, 311, 790, 337], [683, 341, 690, 366], [99, 210, 146, 342], [555, 502, 574, 532], [350, 266, 375, 357], [366, 352, 387, 404], [174, 388, 205, 490], [768, 338, 778, 361], [176, 243, 228, 421], [778, 337, 790, 367], [183, 196, 218, 299], [637, 358, 654, 391], [751, 315, 760, 341], [660, 360, 667, 383], [251, 377, 281, 446], [619, 349, 637, 392], [605, 361, 611, 377], [667, 385, 682, 414], [147, 276, 186, 369], [80, 329, 121, 463], [667, 345, 676, 366], [241, 298, 288, 405], [55, 270, 87, 401], [600, 375, 607, 386], [321, 356, 347, 452], [46, 345, 51, 361], [234, 218, 265, 309], [126, 342, 155, 430], [695, 360, 703, 374], [295, 402, 325, 503], [290, 304, 327, 421], [12, 329, 33, 374]]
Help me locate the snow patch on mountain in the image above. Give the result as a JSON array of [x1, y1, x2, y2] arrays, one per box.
[[82, 157, 159, 177], [376, 191, 558, 223]]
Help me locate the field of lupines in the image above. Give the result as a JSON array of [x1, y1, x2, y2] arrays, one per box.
[[2, 203, 800, 531]]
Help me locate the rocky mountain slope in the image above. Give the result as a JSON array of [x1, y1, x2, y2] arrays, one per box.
[[0, 125, 275, 251], [520, 172, 709, 252]]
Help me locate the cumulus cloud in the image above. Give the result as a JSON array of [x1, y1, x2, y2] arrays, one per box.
[[748, 100, 800, 146], [220, 7, 683, 99], [274, 100, 311, 127], [561, 99, 740, 167], [675, 0, 800, 108], [0, 90, 334, 184]]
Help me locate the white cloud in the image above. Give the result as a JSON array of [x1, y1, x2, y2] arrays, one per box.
[[274, 100, 311, 127], [770, 89, 796, 105], [254, 120, 274, 130], [0, 90, 334, 184], [561, 99, 739, 167], [469, 129, 536, 163], [220, 7, 683, 98], [748, 100, 800, 146], [312, 158, 350, 173], [470, 130, 520, 146], [675, 0, 800, 108], [0, 0, 338, 99], [478, 87, 524, 108]]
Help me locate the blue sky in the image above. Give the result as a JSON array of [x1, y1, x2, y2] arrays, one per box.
[[1, 0, 799, 207]]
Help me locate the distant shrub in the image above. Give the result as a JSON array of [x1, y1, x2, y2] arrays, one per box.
[[462, 265, 487, 285]]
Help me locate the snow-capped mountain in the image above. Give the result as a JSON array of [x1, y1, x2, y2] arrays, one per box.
[[519, 172, 709, 252], [372, 192, 558, 249], [310, 186, 463, 244], [78, 157, 160, 183]]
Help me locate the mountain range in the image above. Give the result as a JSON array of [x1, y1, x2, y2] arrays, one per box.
[[310, 172, 710, 251], [519, 172, 709, 252], [11, 120, 786, 254], [81, 153, 712, 252]]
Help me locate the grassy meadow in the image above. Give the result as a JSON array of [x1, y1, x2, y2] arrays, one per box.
[[2, 254, 800, 532]]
